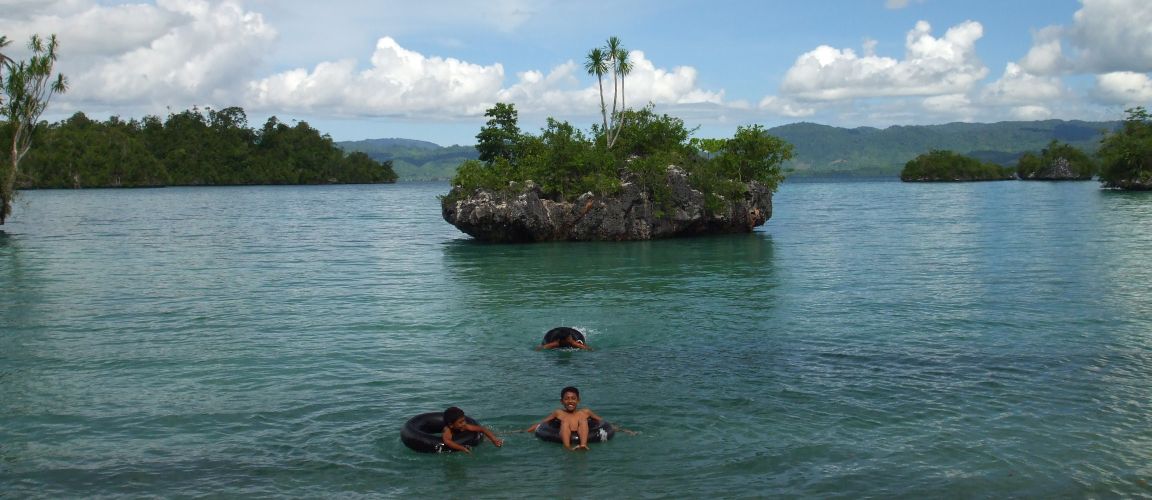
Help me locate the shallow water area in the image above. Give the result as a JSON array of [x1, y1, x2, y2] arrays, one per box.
[[2, 180, 1151, 497]]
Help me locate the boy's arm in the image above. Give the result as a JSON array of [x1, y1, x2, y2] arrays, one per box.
[[441, 427, 472, 453], [472, 424, 503, 447], [525, 411, 558, 432], [585, 408, 603, 422], [535, 341, 560, 350]]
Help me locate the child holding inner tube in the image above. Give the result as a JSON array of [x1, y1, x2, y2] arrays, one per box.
[[535, 327, 593, 351], [443, 406, 503, 453], [526, 386, 603, 451]]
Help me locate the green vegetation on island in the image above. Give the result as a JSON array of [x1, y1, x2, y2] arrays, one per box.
[[446, 102, 791, 212], [1016, 140, 1096, 180], [17, 107, 397, 189], [444, 36, 792, 213], [1097, 106, 1152, 190], [900, 150, 1015, 182]]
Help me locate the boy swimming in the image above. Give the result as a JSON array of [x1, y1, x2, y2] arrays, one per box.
[[442, 406, 503, 453], [526, 386, 603, 451]]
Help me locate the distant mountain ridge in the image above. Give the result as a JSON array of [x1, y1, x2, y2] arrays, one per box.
[[336, 119, 1121, 180], [335, 138, 476, 180], [769, 119, 1118, 177]]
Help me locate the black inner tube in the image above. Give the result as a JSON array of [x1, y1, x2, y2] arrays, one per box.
[[401, 412, 483, 453], [541, 327, 586, 347], [533, 417, 615, 445]]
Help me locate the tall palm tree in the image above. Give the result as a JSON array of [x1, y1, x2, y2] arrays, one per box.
[[605, 36, 624, 121], [0, 36, 11, 107], [584, 47, 609, 141], [608, 44, 631, 148]]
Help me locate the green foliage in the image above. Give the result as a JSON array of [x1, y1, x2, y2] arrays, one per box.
[[18, 107, 398, 189], [1, 33, 68, 223], [1015, 140, 1096, 179], [713, 125, 791, 188], [448, 102, 792, 214], [608, 106, 695, 160], [900, 150, 1016, 182], [517, 118, 615, 200], [1097, 106, 1152, 190], [475, 102, 521, 165]]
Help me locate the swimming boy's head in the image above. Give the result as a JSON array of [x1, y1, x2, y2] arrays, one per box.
[[560, 386, 580, 412], [443, 406, 466, 430]]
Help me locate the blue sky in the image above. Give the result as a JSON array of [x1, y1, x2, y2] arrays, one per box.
[[5, 0, 1152, 145]]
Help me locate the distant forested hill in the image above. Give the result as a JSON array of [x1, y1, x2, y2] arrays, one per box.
[[338, 120, 1120, 180], [336, 138, 476, 180], [769, 119, 1119, 177]]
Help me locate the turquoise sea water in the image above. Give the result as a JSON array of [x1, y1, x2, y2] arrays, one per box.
[[2, 180, 1151, 498]]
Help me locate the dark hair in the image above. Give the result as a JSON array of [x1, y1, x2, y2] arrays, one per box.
[[443, 406, 465, 424], [560, 386, 580, 398]]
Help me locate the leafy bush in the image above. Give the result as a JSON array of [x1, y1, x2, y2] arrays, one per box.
[[1097, 107, 1152, 190]]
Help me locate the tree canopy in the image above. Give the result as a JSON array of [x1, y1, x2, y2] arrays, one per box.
[[900, 149, 1015, 182], [1097, 106, 1152, 190], [1, 33, 68, 224], [447, 102, 792, 212], [17, 107, 398, 189], [1016, 140, 1095, 180]]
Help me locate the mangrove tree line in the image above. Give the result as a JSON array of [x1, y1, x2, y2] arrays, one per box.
[[17, 106, 398, 189]]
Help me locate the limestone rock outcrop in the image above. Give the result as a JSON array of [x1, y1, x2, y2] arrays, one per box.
[[441, 166, 772, 242], [1020, 157, 1092, 180]]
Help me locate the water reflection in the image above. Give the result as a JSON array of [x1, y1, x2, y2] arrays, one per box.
[[441, 232, 776, 293], [438, 232, 778, 350]]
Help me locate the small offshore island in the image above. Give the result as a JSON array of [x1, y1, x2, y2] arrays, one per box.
[[440, 104, 788, 242], [899, 107, 1152, 187], [440, 37, 793, 243]]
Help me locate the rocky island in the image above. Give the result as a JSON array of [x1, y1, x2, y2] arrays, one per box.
[[1016, 140, 1096, 181], [900, 149, 1016, 182], [440, 38, 790, 243], [439, 94, 788, 243], [442, 167, 773, 242]]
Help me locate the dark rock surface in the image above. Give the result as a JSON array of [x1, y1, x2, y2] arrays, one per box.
[[441, 166, 772, 242]]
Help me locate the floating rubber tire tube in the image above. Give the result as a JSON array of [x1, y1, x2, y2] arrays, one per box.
[[534, 417, 615, 445], [541, 327, 586, 347], [401, 412, 483, 453]]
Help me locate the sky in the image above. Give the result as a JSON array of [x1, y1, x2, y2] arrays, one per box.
[[3, 0, 1152, 146]]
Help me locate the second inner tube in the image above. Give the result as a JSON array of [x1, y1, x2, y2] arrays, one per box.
[[541, 327, 586, 347], [401, 412, 483, 453], [534, 417, 615, 445]]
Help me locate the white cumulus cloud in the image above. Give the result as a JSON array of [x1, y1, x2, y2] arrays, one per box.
[[1019, 26, 1066, 75], [4, 0, 278, 110], [780, 20, 988, 100], [1067, 0, 1152, 73], [982, 62, 1065, 105], [1018, 0, 1152, 76], [248, 45, 724, 119], [1095, 71, 1152, 104], [758, 96, 815, 117], [248, 36, 506, 116]]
